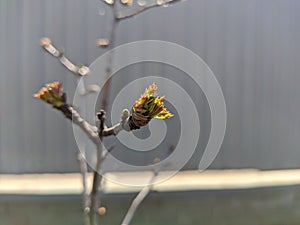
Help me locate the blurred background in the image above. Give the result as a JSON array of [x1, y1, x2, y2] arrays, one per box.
[[1, 0, 300, 224]]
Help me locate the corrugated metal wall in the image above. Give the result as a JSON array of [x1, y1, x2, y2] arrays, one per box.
[[1, 0, 300, 173]]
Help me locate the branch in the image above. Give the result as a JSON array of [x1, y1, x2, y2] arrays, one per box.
[[40, 37, 90, 76], [87, 110, 135, 224], [100, 4, 119, 110], [53, 102, 143, 225], [57, 104, 100, 144], [39, 38, 93, 224], [78, 151, 90, 210], [89, 111, 106, 225], [89, 4, 122, 219], [35, 82, 171, 139], [54, 102, 136, 138], [78, 153, 89, 208], [120, 143, 174, 225], [121, 171, 158, 225], [101, 116, 139, 136], [116, 0, 183, 20], [78, 151, 92, 225]]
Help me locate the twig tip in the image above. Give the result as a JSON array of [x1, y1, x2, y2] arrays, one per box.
[[40, 37, 52, 47]]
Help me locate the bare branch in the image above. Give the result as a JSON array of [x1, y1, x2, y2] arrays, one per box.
[[54, 102, 135, 140], [78, 152, 90, 208], [120, 144, 173, 225], [89, 142, 104, 225], [89, 111, 106, 225], [57, 104, 99, 144], [121, 172, 158, 225], [88, 5, 120, 220], [101, 112, 142, 136], [99, 5, 119, 110], [77, 150, 91, 225], [102, 123, 123, 136], [54, 102, 104, 225], [116, 0, 183, 20], [40, 37, 90, 76]]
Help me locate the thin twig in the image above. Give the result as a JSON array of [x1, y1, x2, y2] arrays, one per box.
[[74, 66, 95, 225], [78, 151, 90, 209], [121, 171, 158, 225], [87, 108, 133, 224], [40, 37, 90, 76], [40, 37, 93, 223], [56, 102, 129, 224], [100, 5, 119, 110], [116, 0, 183, 21], [102, 123, 123, 136], [120, 144, 174, 225], [88, 5, 119, 223], [56, 103, 133, 138], [89, 110, 106, 225], [55, 103, 103, 225], [78, 151, 91, 225], [57, 104, 99, 143]]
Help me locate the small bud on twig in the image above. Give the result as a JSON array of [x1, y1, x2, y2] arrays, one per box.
[[78, 65, 90, 76], [87, 84, 101, 93], [97, 39, 110, 48], [40, 37, 52, 47], [120, 0, 133, 6], [98, 207, 106, 216]]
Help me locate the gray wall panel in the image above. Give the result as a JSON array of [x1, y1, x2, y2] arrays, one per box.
[[1, 0, 300, 173]]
